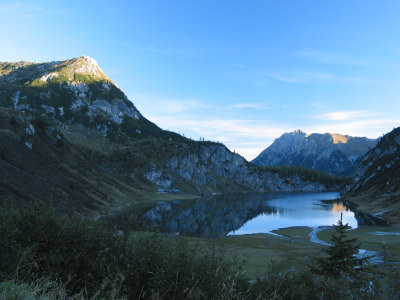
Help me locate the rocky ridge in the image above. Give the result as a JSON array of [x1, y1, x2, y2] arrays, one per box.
[[345, 127, 400, 223], [252, 130, 377, 176]]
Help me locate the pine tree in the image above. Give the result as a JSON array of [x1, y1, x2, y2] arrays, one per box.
[[311, 213, 372, 279]]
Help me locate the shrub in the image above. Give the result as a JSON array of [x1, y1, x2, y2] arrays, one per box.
[[0, 201, 248, 299], [0, 280, 70, 300]]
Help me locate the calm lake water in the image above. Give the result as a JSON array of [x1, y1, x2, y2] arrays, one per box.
[[134, 192, 357, 237], [228, 192, 357, 236]]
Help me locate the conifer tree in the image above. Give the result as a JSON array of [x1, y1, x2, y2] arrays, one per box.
[[311, 213, 372, 279]]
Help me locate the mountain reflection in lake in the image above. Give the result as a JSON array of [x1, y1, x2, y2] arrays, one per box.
[[133, 192, 356, 238]]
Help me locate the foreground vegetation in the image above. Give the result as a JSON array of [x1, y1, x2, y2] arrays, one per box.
[[1, 201, 399, 299]]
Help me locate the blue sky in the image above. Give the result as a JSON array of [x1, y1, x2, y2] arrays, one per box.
[[1, 1, 400, 160]]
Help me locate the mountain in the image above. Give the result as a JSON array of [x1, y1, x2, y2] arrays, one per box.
[[345, 127, 400, 224], [252, 130, 377, 177], [0, 57, 342, 214]]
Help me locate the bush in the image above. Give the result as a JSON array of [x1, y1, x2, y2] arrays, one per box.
[[0, 280, 69, 300], [0, 201, 126, 296], [0, 201, 248, 299]]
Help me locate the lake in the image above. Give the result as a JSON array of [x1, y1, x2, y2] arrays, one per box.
[[131, 192, 357, 237], [228, 192, 357, 235]]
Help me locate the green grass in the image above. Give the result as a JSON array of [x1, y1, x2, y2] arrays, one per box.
[[317, 225, 400, 262], [0, 280, 71, 300], [187, 224, 400, 277], [186, 228, 325, 276]]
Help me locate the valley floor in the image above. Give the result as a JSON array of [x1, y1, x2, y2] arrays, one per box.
[[188, 224, 400, 276]]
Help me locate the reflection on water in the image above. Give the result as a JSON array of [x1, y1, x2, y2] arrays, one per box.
[[331, 202, 347, 212], [131, 192, 357, 237]]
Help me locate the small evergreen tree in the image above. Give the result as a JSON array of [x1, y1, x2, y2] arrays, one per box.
[[308, 214, 374, 298], [311, 213, 372, 279]]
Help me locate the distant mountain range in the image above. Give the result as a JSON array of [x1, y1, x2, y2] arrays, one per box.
[[252, 130, 377, 177], [0, 56, 341, 214]]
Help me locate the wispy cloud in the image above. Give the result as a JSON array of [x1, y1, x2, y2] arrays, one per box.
[[310, 109, 399, 138], [307, 119, 400, 138], [295, 50, 369, 65], [0, 1, 20, 11], [131, 94, 271, 115], [227, 103, 270, 110], [230, 68, 374, 87], [316, 110, 379, 121], [0, 1, 44, 17], [162, 99, 208, 113], [129, 94, 399, 160], [131, 94, 210, 113], [129, 94, 289, 160], [265, 70, 373, 84], [144, 114, 290, 160]]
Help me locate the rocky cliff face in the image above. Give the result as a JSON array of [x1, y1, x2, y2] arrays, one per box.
[[345, 127, 400, 223], [143, 143, 330, 194], [0, 57, 338, 214], [252, 130, 376, 176]]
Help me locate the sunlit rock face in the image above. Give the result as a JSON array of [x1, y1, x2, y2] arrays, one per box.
[[253, 130, 377, 176]]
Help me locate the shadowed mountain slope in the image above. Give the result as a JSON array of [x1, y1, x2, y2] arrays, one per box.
[[345, 127, 400, 223]]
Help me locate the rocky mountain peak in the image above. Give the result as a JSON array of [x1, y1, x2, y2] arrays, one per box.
[[78, 55, 99, 66], [293, 129, 306, 134], [0, 56, 139, 127], [252, 130, 377, 176], [61, 56, 107, 79], [0, 56, 112, 87]]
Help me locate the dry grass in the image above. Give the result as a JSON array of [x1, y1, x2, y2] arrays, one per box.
[[185, 228, 326, 276]]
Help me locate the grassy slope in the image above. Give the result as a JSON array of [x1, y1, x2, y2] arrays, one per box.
[[0, 108, 199, 216], [345, 127, 400, 224]]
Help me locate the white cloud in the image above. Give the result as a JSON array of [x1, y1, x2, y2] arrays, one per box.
[[229, 67, 376, 87], [149, 115, 290, 160], [227, 103, 270, 110], [317, 110, 379, 121], [312, 110, 399, 138], [163, 99, 207, 113], [131, 94, 210, 113], [129, 94, 399, 161], [265, 71, 373, 84], [306, 119, 400, 139]]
